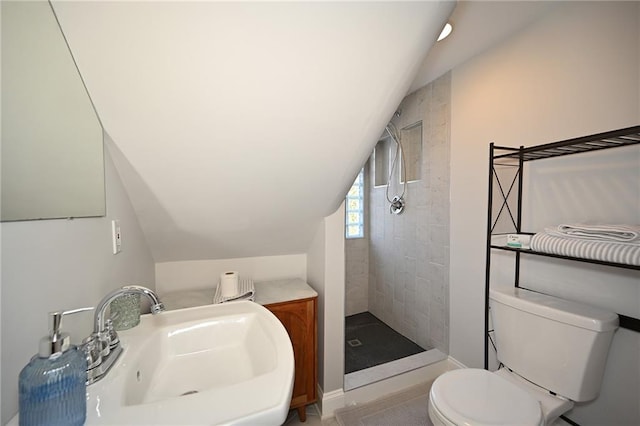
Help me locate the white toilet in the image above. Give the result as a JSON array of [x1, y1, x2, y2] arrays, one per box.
[[428, 287, 618, 426]]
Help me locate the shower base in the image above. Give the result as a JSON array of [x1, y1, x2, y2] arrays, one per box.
[[345, 311, 426, 374], [344, 348, 447, 391]]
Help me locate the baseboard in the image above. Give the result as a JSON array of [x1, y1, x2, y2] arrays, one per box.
[[317, 385, 345, 420], [446, 355, 467, 370]]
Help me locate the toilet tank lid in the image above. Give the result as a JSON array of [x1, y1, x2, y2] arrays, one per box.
[[490, 287, 619, 332]]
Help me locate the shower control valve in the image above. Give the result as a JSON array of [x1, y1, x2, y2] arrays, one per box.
[[390, 196, 405, 215]]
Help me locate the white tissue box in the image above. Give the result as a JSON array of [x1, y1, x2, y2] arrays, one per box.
[[507, 234, 531, 249]]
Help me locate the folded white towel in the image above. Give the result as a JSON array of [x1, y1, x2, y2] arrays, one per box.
[[545, 224, 640, 244], [213, 278, 255, 304]]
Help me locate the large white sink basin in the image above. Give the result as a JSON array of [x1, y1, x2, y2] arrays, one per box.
[[86, 301, 294, 425]]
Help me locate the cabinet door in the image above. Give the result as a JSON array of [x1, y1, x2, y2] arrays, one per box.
[[266, 298, 317, 411]]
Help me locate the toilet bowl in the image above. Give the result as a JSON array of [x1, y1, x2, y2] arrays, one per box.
[[428, 368, 544, 426], [428, 368, 574, 426]]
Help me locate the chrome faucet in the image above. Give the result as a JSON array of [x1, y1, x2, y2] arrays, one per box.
[[83, 285, 164, 384], [93, 285, 164, 335]]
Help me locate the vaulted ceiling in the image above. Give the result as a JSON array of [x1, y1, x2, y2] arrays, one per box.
[[51, 1, 555, 262], [51, 1, 455, 261]]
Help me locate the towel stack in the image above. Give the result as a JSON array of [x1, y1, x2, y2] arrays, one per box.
[[213, 277, 255, 304], [530, 224, 640, 266]]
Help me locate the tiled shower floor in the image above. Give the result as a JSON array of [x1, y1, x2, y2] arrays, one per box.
[[345, 311, 426, 374]]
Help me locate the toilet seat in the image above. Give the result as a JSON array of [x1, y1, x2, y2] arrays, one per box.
[[429, 369, 544, 426]]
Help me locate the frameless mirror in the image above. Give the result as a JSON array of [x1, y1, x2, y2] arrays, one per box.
[[1, 0, 105, 222]]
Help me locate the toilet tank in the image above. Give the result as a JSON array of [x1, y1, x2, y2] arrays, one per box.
[[489, 287, 618, 402]]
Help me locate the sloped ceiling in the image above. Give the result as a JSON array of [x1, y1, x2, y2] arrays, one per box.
[[51, 1, 455, 262], [411, 1, 556, 93]]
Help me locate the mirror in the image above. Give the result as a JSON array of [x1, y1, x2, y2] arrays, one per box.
[[1, 0, 105, 221]]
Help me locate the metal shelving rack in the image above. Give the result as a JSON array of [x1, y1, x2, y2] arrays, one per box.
[[484, 125, 640, 369]]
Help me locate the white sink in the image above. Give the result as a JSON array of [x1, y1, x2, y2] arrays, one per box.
[[86, 301, 294, 425]]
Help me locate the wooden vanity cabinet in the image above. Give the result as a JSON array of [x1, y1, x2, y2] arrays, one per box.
[[265, 296, 317, 422]]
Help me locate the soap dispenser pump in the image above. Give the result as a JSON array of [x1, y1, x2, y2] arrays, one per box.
[[19, 307, 92, 426]]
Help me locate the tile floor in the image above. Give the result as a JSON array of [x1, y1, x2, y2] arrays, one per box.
[[281, 396, 575, 426]]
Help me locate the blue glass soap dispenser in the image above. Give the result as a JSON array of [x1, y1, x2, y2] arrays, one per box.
[[19, 307, 92, 426]]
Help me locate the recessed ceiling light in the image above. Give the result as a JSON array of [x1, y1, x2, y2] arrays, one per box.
[[437, 22, 452, 42]]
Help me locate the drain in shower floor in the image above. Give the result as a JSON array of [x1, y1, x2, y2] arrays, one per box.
[[347, 338, 362, 347]]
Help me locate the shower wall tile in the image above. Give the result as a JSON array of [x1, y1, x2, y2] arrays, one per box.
[[345, 237, 369, 316], [392, 297, 404, 326], [415, 206, 429, 243], [404, 322, 418, 344], [366, 72, 451, 354], [408, 183, 428, 207], [404, 258, 417, 291], [416, 312, 429, 349], [429, 225, 448, 265], [416, 276, 429, 304], [431, 103, 449, 127], [345, 163, 371, 317], [405, 289, 418, 326], [415, 243, 428, 279], [430, 264, 446, 305], [433, 72, 451, 105], [430, 187, 449, 226], [393, 281, 405, 303]]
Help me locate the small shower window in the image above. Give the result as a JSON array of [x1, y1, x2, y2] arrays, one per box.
[[345, 168, 364, 239]]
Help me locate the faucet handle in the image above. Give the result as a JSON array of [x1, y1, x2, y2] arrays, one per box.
[[81, 336, 102, 370], [105, 318, 120, 350], [93, 330, 111, 359]]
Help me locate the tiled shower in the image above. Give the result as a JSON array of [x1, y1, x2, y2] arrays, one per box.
[[345, 72, 451, 375]]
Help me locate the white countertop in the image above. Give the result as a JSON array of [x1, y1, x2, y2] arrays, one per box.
[[160, 277, 317, 311]]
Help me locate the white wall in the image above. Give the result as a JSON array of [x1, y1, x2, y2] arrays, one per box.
[[449, 2, 639, 425], [155, 254, 307, 294], [307, 203, 345, 395], [0, 133, 155, 424], [307, 217, 327, 389]]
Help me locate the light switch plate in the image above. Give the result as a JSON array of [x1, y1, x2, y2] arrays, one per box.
[[112, 220, 122, 254]]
